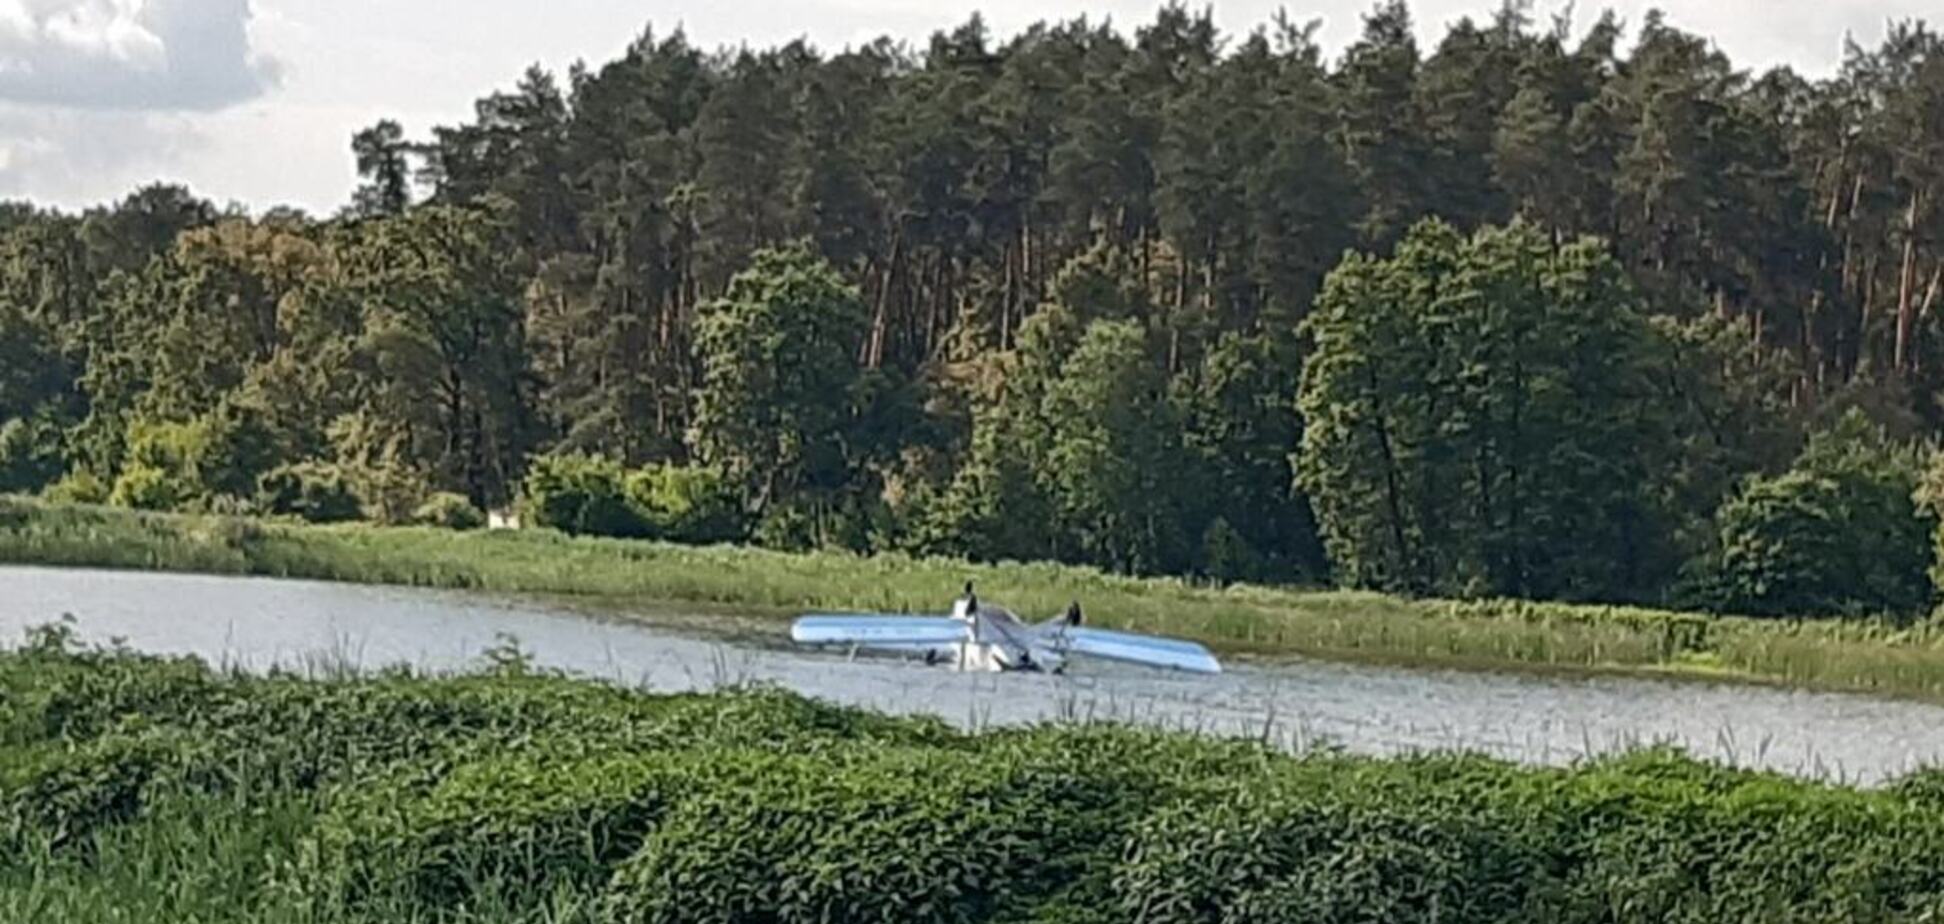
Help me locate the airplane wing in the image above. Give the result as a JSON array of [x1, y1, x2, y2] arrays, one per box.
[[1053, 627, 1222, 674], [790, 615, 967, 648]]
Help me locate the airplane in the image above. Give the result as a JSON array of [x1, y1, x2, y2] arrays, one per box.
[[790, 583, 1222, 675]]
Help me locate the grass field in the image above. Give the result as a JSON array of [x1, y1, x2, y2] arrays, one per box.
[[7, 496, 1944, 699], [7, 638, 1944, 923]]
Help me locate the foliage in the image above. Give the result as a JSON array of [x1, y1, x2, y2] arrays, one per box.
[[523, 454, 647, 539], [623, 464, 745, 544], [524, 455, 746, 544], [1698, 411, 1933, 617], [0, 415, 63, 494], [1300, 221, 1673, 602], [411, 492, 487, 531], [689, 245, 870, 515], [7, 9, 1944, 620], [107, 464, 183, 512], [257, 463, 362, 524], [6, 647, 1944, 922], [39, 469, 107, 506]]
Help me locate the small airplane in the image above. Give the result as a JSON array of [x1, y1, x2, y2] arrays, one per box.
[[790, 583, 1222, 675]]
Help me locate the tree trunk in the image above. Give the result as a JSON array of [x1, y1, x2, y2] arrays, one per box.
[[868, 230, 903, 368], [1000, 238, 1017, 351], [1895, 190, 1923, 374], [1366, 371, 1414, 594]]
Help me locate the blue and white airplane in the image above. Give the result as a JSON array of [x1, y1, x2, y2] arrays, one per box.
[[790, 583, 1222, 675]]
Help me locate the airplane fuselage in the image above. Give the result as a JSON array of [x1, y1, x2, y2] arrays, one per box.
[[949, 596, 1066, 673]]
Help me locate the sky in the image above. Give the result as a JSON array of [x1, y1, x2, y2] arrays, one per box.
[[0, 0, 1932, 215]]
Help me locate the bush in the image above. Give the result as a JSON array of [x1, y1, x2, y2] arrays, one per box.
[[412, 492, 486, 531], [0, 728, 219, 860], [1697, 411, 1931, 617], [0, 416, 65, 495], [9, 648, 1944, 922], [112, 410, 278, 511], [601, 747, 1123, 924], [307, 751, 682, 911], [108, 464, 186, 511], [524, 453, 647, 538], [41, 468, 108, 505], [1200, 516, 1267, 585], [256, 463, 362, 524], [624, 464, 745, 543], [1115, 757, 1557, 924]]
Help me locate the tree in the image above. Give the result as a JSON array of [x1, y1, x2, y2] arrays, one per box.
[[689, 246, 869, 516], [1180, 330, 1325, 582], [1042, 319, 1195, 573], [1704, 411, 1932, 616], [1299, 220, 1674, 601], [15, 7, 1944, 610], [1334, 1, 1431, 246], [336, 205, 534, 506], [79, 184, 214, 273], [351, 120, 416, 218], [1416, 7, 1528, 229]]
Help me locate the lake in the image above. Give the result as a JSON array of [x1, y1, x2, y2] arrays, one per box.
[[3, 564, 1940, 784]]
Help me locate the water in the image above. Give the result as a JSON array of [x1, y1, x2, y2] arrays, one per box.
[[4, 565, 1941, 785]]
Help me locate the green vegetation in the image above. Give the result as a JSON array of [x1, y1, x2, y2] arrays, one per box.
[[1300, 222, 1672, 600], [9, 7, 1944, 626], [7, 636, 1944, 922], [18, 496, 1944, 700]]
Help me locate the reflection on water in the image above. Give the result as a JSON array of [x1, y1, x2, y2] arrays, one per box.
[[3, 565, 1941, 785]]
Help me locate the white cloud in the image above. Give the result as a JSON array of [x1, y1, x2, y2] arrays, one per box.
[[0, 0, 278, 111], [0, 102, 207, 203]]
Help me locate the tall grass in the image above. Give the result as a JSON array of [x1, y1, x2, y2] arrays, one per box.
[[6, 643, 1944, 922], [9, 496, 1944, 698]]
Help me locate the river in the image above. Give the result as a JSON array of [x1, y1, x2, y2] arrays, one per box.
[[3, 565, 1940, 784]]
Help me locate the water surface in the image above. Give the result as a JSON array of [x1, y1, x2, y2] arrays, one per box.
[[3, 565, 1939, 784]]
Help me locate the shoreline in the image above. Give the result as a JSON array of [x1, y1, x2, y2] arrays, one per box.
[[6, 497, 1944, 702]]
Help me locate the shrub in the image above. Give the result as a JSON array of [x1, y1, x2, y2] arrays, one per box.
[[524, 453, 647, 538], [412, 492, 486, 531], [601, 747, 1121, 924], [0, 729, 218, 860], [8, 648, 1944, 922], [1698, 411, 1931, 617], [1115, 757, 1559, 924], [111, 410, 278, 511], [108, 464, 185, 511], [624, 464, 745, 543], [1200, 516, 1267, 585], [41, 468, 108, 505], [307, 751, 682, 911], [256, 463, 362, 524], [0, 415, 65, 495]]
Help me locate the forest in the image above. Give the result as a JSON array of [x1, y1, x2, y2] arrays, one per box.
[[4, 2, 1944, 618]]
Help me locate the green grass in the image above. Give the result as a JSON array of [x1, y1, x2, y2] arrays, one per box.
[[9, 496, 1944, 699], [6, 642, 1944, 923]]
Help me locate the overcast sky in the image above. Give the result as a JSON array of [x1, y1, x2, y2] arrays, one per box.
[[0, 0, 1932, 215]]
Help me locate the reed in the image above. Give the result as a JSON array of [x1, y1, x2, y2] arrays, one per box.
[[8, 496, 1944, 699]]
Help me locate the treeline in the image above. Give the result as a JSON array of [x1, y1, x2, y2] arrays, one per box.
[[4, 4, 1944, 616]]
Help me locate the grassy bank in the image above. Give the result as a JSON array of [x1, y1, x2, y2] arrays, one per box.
[[5, 640, 1944, 923], [7, 496, 1944, 699]]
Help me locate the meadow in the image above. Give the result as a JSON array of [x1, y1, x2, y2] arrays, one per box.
[[9, 496, 1944, 700], [5, 630, 1944, 923]]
